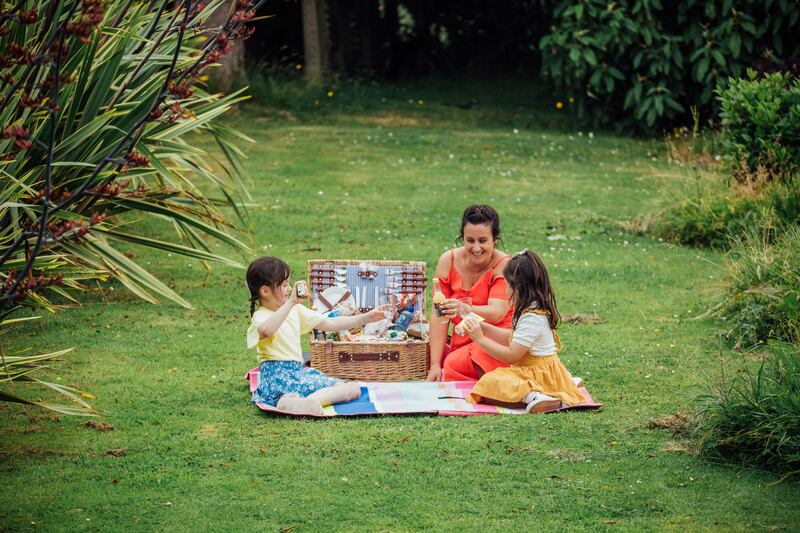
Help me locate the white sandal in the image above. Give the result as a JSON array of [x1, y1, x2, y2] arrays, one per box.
[[524, 392, 562, 414]]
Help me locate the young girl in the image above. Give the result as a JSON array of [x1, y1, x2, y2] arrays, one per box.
[[462, 249, 586, 413], [246, 256, 388, 416]]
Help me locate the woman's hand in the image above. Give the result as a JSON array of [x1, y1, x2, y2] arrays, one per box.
[[364, 304, 392, 323], [464, 317, 485, 341], [440, 298, 460, 318], [425, 365, 442, 382]]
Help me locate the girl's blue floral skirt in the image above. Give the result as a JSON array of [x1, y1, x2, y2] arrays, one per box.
[[252, 360, 339, 406]]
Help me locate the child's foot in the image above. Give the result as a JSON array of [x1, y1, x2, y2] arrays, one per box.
[[276, 393, 324, 416], [571, 376, 584, 388], [524, 392, 561, 414]]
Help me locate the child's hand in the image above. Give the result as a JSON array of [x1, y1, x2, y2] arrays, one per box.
[[463, 317, 484, 341], [364, 304, 392, 323], [290, 281, 307, 303]]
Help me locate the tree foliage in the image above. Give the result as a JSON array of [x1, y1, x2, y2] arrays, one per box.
[[539, 0, 800, 133], [0, 0, 260, 414]]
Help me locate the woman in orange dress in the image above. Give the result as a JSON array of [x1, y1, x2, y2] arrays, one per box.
[[426, 205, 514, 382]]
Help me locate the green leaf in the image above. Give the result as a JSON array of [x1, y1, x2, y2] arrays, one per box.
[[94, 227, 244, 268], [110, 198, 250, 252], [696, 56, 710, 82], [584, 48, 597, 66], [79, 40, 126, 128], [61, 235, 193, 309], [608, 67, 624, 80], [569, 47, 580, 63], [729, 32, 741, 57]]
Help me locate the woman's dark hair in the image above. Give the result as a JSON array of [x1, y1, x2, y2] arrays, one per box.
[[457, 204, 501, 244], [504, 249, 559, 330], [246, 256, 291, 316]]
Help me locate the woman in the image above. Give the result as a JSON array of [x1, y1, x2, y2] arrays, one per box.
[[426, 205, 513, 381]]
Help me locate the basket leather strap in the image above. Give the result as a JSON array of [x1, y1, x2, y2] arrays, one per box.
[[318, 290, 351, 312], [338, 351, 400, 362]]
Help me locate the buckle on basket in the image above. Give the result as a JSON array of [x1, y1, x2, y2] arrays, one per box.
[[338, 351, 400, 363]]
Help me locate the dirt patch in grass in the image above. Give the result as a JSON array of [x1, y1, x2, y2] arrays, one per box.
[[563, 313, 604, 325], [546, 448, 589, 462], [85, 420, 114, 432], [353, 113, 424, 127], [198, 424, 220, 438], [659, 440, 700, 456], [648, 413, 696, 435]]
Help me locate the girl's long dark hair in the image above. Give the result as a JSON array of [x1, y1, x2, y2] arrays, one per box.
[[504, 250, 559, 330], [246, 256, 291, 316]]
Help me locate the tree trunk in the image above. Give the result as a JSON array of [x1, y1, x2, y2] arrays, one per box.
[[206, 1, 245, 92], [301, 0, 330, 84]]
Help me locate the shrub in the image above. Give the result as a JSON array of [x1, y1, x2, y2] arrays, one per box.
[[655, 178, 800, 249], [538, 0, 800, 134], [718, 71, 800, 184], [716, 226, 800, 348], [697, 344, 800, 478]]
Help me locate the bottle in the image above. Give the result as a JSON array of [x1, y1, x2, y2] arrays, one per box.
[[295, 280, 307, 298], [394, 305, 415, 332], [432, 278, 446, 320]]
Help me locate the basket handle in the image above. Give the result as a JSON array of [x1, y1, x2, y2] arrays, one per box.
[[338, 351, 400, 363]]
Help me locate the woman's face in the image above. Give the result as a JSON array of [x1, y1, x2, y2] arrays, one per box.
[[462, 223, 495, 266]]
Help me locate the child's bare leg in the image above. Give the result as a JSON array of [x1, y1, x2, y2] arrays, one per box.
[[307, 382, 361, 406]]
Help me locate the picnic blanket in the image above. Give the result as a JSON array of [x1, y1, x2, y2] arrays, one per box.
[[246, 368, 603, 417]]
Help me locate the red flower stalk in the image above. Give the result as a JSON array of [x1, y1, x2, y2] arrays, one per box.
[[148, 107, 164, 120], [2, 125, 29, 139], [18, 8, 38, 24], [6, 43, 26, 59], [2, 125, 31, 150], [89, 211, 106, 225], [19, 91, 42, 109], [125, 150, 149, 167], [168, 81, 194, 99]]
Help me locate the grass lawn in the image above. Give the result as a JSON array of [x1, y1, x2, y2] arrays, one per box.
[[2, 79, 799, 531]]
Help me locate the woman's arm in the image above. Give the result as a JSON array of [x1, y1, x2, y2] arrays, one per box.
[[464, 297, 509, 324], [426, 250, 452, 381]]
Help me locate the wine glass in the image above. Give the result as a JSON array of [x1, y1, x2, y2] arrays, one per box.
[[457, 297, 472, 319], [379, 295, 395, 320]]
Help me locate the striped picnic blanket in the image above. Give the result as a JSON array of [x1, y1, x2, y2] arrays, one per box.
[[246, 368, 602, 417]]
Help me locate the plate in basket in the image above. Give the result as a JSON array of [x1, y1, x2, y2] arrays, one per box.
[[312, 286, 355, 314]]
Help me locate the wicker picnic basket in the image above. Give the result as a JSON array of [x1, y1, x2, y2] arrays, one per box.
[[307, 259, 429, 381]]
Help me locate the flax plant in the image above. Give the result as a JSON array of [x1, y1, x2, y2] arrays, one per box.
[[0, 0, 262, 414]]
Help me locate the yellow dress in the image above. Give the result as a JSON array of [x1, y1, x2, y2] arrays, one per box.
[[468, 310, 586, 406]]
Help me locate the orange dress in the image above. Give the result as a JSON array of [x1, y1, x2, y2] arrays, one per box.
[[440, 250, 514, 381]]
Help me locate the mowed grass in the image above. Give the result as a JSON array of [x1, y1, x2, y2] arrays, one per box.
[[2, 80, 799, 531]]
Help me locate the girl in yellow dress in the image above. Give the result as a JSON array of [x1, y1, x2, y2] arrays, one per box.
[[463, 248, 586, 413]]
